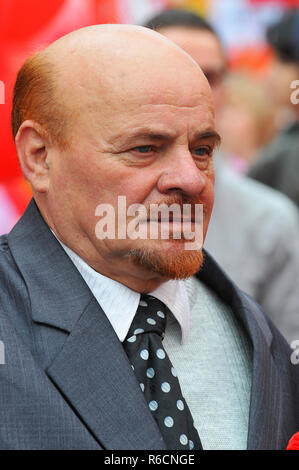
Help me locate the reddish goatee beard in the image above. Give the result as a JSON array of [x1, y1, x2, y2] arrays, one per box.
[[125, 247, 204, 279], [124, 193, 208, 279]]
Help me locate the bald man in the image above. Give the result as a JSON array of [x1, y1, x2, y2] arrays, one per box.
[[0, 24, 298, 450]]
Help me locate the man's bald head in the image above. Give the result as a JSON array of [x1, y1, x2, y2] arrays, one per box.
[[12, 24, 210, 148]]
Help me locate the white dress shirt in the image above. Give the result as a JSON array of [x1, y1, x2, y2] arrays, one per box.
[[57, 238, 190, 344]]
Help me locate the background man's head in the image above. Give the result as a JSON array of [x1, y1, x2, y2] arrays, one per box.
[[144, 9, 277, 165], [144, 9, 227, 112], [264, 9, 299, 115], [12, 24, 218, 291]]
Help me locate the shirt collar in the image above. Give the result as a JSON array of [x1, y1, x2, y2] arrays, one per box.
[[54, 235, 190, 344]]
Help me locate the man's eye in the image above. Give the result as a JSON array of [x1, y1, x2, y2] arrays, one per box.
[[193, 146, 212, 157], [132, 145, 154, 154]]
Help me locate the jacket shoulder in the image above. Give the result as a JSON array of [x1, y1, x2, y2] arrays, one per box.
[[0, 233, 22, 279], [0, 233, 9, 253], [0, 233, 31, 326]]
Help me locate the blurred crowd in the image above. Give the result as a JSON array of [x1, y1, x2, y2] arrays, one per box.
[[0, 0, 299, 341]]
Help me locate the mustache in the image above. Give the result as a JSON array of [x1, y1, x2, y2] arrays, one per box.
[[147, 194, 205, 206], [139, 195, 206, 223]]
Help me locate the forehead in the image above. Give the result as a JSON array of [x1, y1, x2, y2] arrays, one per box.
[[67, 47, 210, 101], [63, 48, 215, 137], [159, 27, 225, 72], [102, 101, 216, 144], [105, 69, 212, 110], [70, 100, 216, 156]]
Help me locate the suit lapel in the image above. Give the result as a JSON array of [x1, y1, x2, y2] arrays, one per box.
[[197, 251, 286, 449], [46, 296, 166, 450], [8, 199, 166, 450]]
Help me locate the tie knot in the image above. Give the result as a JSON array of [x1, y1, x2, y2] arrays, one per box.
[[126, 294, 168, 341]]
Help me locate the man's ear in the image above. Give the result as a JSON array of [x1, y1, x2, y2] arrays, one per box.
[[15, 120, 51, 193]]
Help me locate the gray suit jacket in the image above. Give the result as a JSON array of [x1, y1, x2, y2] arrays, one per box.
[[248, 120, 299, 207], [0, 199, 298, 450]]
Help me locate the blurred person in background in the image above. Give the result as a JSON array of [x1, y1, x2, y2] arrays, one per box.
[[145, 8, 299, 342], [216, 73, 275, 174], [248, 9, 299, 207], [0, 178, 32, 234], [0, 185, 20, 233]]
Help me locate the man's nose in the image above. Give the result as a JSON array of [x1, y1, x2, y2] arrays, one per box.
[[156, 148, 208, 197]]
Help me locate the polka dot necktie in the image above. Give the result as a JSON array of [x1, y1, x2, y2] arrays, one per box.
[[123, 294, 202, 450]]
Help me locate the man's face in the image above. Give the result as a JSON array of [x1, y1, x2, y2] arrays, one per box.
[[45, 38, 218, 285], [158, 27, 227, 113]]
